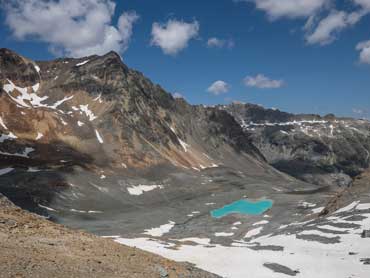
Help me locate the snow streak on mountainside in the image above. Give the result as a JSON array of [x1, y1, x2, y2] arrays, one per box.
[[0, 48, 263, 172], [222, 103, 370, 187]]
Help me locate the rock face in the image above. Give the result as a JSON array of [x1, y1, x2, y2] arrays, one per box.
[[362, 230, 370, 238], [222, 103, 370, 187], [0, 48, 261, 172]]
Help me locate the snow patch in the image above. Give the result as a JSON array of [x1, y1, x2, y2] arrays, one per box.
[[95, 129, 104, 144], [60, 118, 68, 126], [69, 208, 103, 214], [0, 168, 14, 175], [93, 94, 103, 103], [143, 221, 175, 237], [0, 117, 7, 130], [244, 227, 263, 238], [215, 232, 234, 237], [88, 210, 103, 214], [3, 79, 73, 109], [356, 203, 370, 210], [50, 95, 74, 109], [76, 60, 89, 66], [34, 64, 40, 73], [35, 132, 43, 140], [32, 83, 40, 92], [178, 138, 190, 152], [299, 201, 316, 208], [335, 201, 360, 214], [242, 120, 328, 129], [38, 204, 56, 212], [80, 104, 97, 121], [127, 184, 164, 196], [27, 167, 41, 172], [253, 220, 269, 226], [0, 132, 17, 143], [312, 206, 325, 214]]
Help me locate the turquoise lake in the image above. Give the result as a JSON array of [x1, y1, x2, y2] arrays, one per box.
[[211, 199, 273, 218]]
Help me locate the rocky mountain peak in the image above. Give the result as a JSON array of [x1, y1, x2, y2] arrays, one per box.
[[0, 49, 265, 175], [0, 48, 40, 86]]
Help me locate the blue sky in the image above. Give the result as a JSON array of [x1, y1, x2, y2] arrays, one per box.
[[1, 0, 370, 118]]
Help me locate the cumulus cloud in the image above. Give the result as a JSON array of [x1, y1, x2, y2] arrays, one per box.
[[173, 92, 184, 99], [151, 19, 199, 55], [353, 0, 370, 10], [356, 40, 370, 64], [207, 81, 230, 95], [305, 10, 364, 45], [353, 108, 365, 114], [239, 0, 370, 47], [2, 0, 139, 57], [242, 0, 329, 19], [353, 107, 369, 119], [244, 74, 284, 89], [207, 37, 235, 48]]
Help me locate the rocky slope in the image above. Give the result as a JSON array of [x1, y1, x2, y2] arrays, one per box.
[[0, 193, 218, 278], [0, 48, 271, 213], [222, 103, 370, 187], [0, 48, 261, 171]]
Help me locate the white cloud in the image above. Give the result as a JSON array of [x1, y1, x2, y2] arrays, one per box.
[[353, 108, 364, 114], [173, 92, 184, 99], [207, 37, 235, 48], [240, 0, 370, 47], [151, 19, 199, 55], [3, 0, 139, 57], [305, 10, 364, 45], [244, 74, 284, 89], [356, 40, 370, 64], [353, 108, 369, 119], [207, 81, 230, 95], [243, 0, 329, 19], [353, 0, 370, 10]]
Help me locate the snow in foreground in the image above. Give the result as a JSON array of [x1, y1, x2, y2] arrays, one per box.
[[115, 202, 370, 278]]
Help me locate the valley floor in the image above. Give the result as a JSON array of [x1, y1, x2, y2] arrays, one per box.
[[112, 171, 370, 278]]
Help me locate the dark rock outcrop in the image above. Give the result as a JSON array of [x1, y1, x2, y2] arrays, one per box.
[[361, 230, 370, 238]]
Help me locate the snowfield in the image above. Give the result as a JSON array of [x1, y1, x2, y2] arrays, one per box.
[[115, 202, 370, 278]]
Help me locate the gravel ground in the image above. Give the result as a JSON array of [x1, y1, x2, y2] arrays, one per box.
[[0, 194, 219, 278]]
